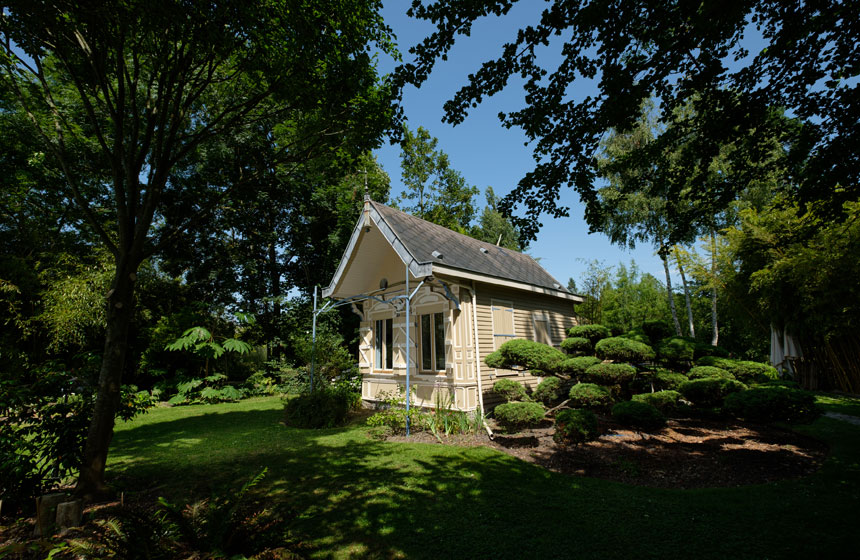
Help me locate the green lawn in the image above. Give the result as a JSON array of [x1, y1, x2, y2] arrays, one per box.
[[108, 395, 860, 559]]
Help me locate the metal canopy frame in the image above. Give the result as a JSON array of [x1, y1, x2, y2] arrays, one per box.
[[310, 267, 461, 436]]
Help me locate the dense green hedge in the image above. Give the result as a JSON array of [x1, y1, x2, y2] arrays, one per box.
[[695, 356, 779, 384], [723, 387, 819, 423], [611, 400, 666, 432], [493, 379, 529, 402], [687, 366, 734, 380], [678, 378, 747, 407], [559, 356, 602, 377], [494, 339, 565, 374], [567, 324, 612, 344], [561, 337, 592, 354], [533, 377, 564, 405], [568, 382, 614, 410], [582, 363, 638, 386], [632, 390, 682, 415], [494, 401, 546, 432], [595, 337, 655, 362], [656, 336, 696, 362], [554, 408, 599, 446]]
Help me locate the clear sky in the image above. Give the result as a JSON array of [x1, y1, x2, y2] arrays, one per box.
[[373, 2, 672, 290]]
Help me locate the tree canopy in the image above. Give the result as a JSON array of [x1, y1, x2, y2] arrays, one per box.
[[398, 0, 858, 242]]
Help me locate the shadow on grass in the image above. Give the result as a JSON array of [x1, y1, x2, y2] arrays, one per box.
[[108, 406, 860, 560]]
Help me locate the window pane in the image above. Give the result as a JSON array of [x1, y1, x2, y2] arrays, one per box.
[[385, 318, 393, 369], [375, 320, 382, 369], [421, 314, 432, 370], [434, 312, 445, 371]]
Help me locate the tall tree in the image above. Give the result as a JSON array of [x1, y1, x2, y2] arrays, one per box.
[[0, 0, 396, 497], [472, 186, 528, 251], [398, 125, 478, 232], [398, 0, 858, 242]]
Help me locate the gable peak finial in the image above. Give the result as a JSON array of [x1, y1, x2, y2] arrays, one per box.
[[363, 168, 369, 201]]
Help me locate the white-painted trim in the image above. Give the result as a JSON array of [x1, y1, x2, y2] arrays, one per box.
[[432, 265, 583, 302]]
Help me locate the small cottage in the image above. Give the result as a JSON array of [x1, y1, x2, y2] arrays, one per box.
[[323, 196, 583, 411]]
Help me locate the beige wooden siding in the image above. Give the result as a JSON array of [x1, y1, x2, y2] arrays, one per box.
[[473, 283, 579, 407]]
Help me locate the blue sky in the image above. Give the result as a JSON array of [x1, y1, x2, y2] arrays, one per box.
[[373, 2, 671, 289]]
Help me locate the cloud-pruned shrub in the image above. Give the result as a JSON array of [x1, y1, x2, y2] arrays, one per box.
[[595, 337, 655, 362]]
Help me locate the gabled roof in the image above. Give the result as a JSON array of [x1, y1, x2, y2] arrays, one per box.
[[323, 198, 581, 302]]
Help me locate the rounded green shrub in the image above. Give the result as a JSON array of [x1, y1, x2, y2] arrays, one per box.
[[533, 377, 564, 405], [653, 370, 690, 391], [493, 401, 546, 432], [695, 356, 779, 384], [283, 388, 357, 428], [693, 343, 730, 359], [554, 408, 599, 446], [559, 356, 602, 377], [632, 390, 682, 414], [595, 337, 655, 362], [568, 382, 614, 409], [567, 324, 612, 344], [656, 336, 696, 363], [493, 379, 529, 402], [679, 378, 747, 407], [611, 400, 666, 432], [687, 366, 734, 380], [561, 336, 592, 354], [723, 387, 819, 423], [582, 362, 638, 386], [621, 327, 650, 345], [642, 320, 672, 343], [484, 350, 507, 369], [498, 339, 565, 374]]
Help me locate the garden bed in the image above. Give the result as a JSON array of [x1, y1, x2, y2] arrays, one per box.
[[386, 416, 828, 489]]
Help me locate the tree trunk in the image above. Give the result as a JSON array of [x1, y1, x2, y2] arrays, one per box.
[[268, 240, 281, 361], [674, 247, 695, 338], [710, 229, 719, 346], [660, 246, 682, 336], [75, 257, 138, 500]]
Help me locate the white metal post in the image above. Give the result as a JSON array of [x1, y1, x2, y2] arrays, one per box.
[[310, 285, 317, 393], [405, 265, 411, 436]]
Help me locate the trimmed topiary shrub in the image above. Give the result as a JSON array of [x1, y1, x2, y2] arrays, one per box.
[[695, 356, 779, 384], [554, 408, 599, 446], [498, 339, 565, 374], [595, 337, 655, 362], [533, 377, 565, 405], [621, 327, 650, 345], [611, 400, 666, 432], [493, 379, 529, 402], [283, 388, 357, 428], [679, 378, 747, 407], [484, 351, 506, 369], [687, 366, 735, 380], [561, 337, 592, 355], [493, 401, 545, 432], [632, 390, 682, 415], [568, 382, 614, 409], [723, 387, 819, 423], [756, 380, 801, 389], [653, 370, 689, 391], [582, 363, 638, 386], [559, 356, 602, 377], [656, 336, 696, 363], [693, 343, 730, 359], [567, 324, 612, 344]]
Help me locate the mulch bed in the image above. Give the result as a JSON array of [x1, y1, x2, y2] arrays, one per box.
[[385, 416, 828, 489]]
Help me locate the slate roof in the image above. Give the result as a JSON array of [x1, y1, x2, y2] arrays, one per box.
[[370, 201, 570, 294]]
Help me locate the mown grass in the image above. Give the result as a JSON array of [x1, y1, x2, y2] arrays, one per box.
[[108, 395, 860, 559]]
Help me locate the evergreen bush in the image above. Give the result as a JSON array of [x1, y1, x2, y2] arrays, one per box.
[[493, 401, 546, 432], [656, 336, 696, 363], [595, 337, 655, 362], [533, 377, 565, 405], [561, 336, 592, 354], [567, 324, 612, 344], [621, 327, 651, 345], [611, 400, 666, 432], [582, 362, 638, 386], [632, 390, 682, 415], [642, 320, 672, 343], [283, 387, 358, 428], [687, 366, 735, 380], [559, 356, 602, 377], [695, 356, 779, 384], [498, 339, 565, 374], [493, 379, 529, 402], [484, 350, 506, 369], [568, 382, 614, 410], [679, 378, 747, 407], [723, 387, 819, 423], [554, 409, 599, 446]]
